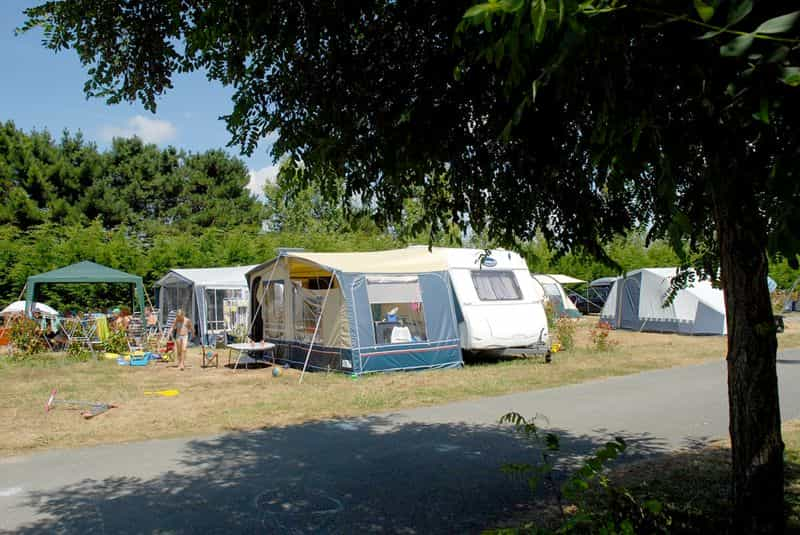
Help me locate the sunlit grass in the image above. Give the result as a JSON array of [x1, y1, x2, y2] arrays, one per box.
[[1, 317, 798, 456]]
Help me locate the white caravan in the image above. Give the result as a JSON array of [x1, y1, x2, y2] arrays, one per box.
[[410, 247, 550, 355]]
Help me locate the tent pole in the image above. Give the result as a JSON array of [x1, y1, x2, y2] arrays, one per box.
[[784, 275, 800, 312], [615, 274, 625, 329], [299, 275, 334, 385]]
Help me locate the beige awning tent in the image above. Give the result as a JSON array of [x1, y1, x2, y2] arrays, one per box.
[[276, 248, 450, 278], [246, 247, 463, 376]]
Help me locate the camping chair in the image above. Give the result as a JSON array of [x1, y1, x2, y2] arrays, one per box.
[[154, 310, 178, 359], [159, 310, 177, 345]]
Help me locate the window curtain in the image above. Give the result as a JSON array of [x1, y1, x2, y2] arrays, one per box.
[[472, 271, 521, 301]]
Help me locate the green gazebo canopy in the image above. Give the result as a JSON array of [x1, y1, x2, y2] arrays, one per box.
[[25, 261, 145, 319]]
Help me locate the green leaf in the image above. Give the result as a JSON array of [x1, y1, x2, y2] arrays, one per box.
[[644, 499, 664, 514], [727, 0, 753, 26], [507, 0, 525, 12], [755, 97, 770, 124], [720, 34, 753, 56], [698, 29, 724, 40], [782, 66, 800, 87], [768, 46, 790, 63], [754, 11, 799, 34], [693, 0, 715, 23], [464, 4, 492, 19], [533, 0, 547, 43]]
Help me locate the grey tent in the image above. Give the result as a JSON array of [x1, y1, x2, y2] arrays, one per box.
[[600, 268, 727, 335], [155, 265, 256, 342]]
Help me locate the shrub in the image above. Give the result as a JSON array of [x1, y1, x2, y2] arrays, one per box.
[[590, 321, 617, 352], [544, 300, 557, 330], [66, 340, 91, 362], [103, 328, 129, 354], [8, 316, 47, 356], [555, 317, 576, 351]]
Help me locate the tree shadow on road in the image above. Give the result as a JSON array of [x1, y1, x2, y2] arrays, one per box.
[[7, 417, 675, 534]]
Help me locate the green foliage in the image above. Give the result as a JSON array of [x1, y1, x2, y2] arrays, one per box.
[[554, 317, 575, 351], [543, 300, 557, 330], [8, 317, 47, 356], [102, 328, 129, 354], [0, 124, 406, 311], [590, 321, 616, 352], [66, 340, 91, 362], [492, 412, 671, 534]]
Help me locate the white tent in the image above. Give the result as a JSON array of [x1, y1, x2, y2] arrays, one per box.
[[155, 265, 257, 342], [531, 274, 582, 318], [601, 268, 727, 335], [1, 300, 58, 317], [545, 274, 585, 285]]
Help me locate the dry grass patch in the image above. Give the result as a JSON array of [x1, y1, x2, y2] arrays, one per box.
[[1, 317, 799, 457]]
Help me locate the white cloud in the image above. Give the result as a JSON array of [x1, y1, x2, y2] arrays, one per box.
[[248, 164, 280, 196], [100, 115, 178, 144]]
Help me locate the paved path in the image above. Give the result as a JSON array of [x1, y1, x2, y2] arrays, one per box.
[[3, 350, 800, 534]]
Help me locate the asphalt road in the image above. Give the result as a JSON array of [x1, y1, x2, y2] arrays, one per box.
[[3, 349, 800, 534]]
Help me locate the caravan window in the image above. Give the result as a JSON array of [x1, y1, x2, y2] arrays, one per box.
[[366, 276, 427, 344], [471, 271, 522, 301]]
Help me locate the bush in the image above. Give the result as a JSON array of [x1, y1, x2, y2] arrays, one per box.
[[8, 316, 47, 356], [66, 340, 91, 362], [555, 317, 576, 351], [590, 321, 617, 352], [544, 300, 557, 330], [103, 328, 129, 354]]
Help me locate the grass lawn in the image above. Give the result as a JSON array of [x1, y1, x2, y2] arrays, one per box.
[[1, 316, 799, 457]]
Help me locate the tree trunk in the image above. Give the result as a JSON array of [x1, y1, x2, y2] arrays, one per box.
[[715, 189, 784, 534]]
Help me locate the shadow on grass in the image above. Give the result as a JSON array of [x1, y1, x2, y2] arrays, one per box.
[[7, 417, 672, 534], [577, 444, 800, 534]]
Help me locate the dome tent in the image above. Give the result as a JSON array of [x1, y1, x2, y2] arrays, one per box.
[[601, 268, 727, 335]]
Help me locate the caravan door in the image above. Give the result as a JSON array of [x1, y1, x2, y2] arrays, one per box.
[[449, 267, 549, 351]]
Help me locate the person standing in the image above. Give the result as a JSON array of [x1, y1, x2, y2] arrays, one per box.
[[167, 309, 194, 371]]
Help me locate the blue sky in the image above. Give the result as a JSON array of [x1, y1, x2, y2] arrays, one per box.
[[0, 1, 279, 194]]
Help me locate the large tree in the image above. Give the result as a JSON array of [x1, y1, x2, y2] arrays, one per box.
[[20, 1, 800, 531]]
